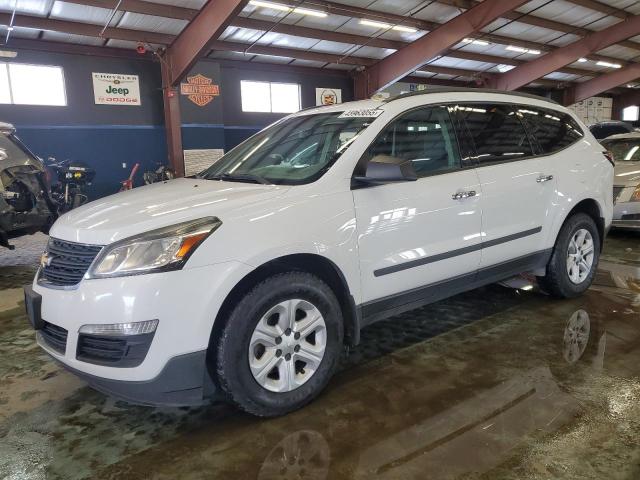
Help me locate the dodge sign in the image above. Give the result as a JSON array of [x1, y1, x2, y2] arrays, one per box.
[[92, 72, 141, 105]]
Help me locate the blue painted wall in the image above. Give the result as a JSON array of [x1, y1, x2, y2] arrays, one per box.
[[14, 125, 167, 199]]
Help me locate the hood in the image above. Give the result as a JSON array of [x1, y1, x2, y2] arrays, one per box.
[[50, 178, 289, 245], [613, 162, 640, 187]]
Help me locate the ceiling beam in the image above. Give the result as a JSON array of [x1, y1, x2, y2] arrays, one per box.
[[209, 40, 375, 66], [353, 0, 531, 98], [65, 0, 627, 75], [0, 7, 616, 84], [489, 15, 640, 91], [65, 0, 197, 21], [209, 39, 576, 89], [564, 63, 640, 105], [0, 37, 155, 59], [435, 0, 640, 51], [0, 12, 173, 44], [162, 0, 248, 86], [231, 17, 609, 78]]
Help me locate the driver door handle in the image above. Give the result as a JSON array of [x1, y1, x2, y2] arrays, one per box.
[[536, 174, 554, 183], [452, 190, 477, 200]]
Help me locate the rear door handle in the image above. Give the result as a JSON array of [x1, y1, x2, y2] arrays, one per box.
[[452, 190, 477, 200], [536, 175, 554, 183]]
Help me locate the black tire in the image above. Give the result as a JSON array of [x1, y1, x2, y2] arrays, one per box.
[[537, 213, 600, 298], [216, 272, 343, 417]]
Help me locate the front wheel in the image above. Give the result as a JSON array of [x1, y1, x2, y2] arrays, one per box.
[[537, 213, 600, 298], [215, 272, 343, 417]]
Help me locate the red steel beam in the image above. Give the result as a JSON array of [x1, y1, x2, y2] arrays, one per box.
[[353, 0, 530, 99], [65, 0, 197, 20], [490, 15, 640, 92], [163, 0, 248, 86], [564, 63, 640, 105], [0, 12, 173, 44], [209, 40, 375, 66], [160, 62, 184, 178], [1, 37, 155, 60]]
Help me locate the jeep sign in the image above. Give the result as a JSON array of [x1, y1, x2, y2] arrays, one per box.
[[92, 72, 141, 105]]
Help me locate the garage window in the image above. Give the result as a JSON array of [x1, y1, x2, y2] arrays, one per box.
[[0, 63, 67, 106], [240, 80, 300, 113]]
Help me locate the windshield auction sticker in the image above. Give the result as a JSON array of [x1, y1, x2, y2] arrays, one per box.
[[338, 109, 384, 118]]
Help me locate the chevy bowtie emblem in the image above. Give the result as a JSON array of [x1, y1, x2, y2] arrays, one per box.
[[40, 252, 53, 269]]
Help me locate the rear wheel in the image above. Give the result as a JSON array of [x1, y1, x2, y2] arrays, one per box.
[[537, 213, 600, 298], [216, 272, 343, 417]]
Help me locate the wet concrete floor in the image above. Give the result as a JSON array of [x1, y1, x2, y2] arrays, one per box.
[[1, 231, 639, 479]]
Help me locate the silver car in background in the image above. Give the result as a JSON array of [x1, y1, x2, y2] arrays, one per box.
[[601, 132, 640, 230]]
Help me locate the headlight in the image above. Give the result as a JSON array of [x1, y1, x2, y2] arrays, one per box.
[[87, 217, 221, 279], [632, 185, 640, 202]]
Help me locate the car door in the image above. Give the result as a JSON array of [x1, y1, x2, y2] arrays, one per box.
[[452, 103, 556, 271], [353, 105, 483, 319]]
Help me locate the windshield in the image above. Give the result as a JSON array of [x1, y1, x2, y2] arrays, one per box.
[[198, 112, 374, 185], [601, 138, 640, 162]]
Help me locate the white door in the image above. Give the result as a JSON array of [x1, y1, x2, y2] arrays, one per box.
[[453, 103, 556, 268], [353, 105, 483, 315]]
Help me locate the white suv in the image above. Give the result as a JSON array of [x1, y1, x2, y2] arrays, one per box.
[[25, 89, 613, 416]]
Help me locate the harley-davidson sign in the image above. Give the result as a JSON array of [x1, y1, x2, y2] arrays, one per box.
[[180, 74, 220, 107]]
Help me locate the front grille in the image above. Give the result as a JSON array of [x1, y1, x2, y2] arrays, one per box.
[[613, 186, 625, 204], [622, 213, 640, 220], [40, 321, 68, 354], [77, 332, 154, 367], [41, 238, 103, 287]]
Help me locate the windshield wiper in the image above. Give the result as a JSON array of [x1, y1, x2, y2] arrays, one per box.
[[208, 172, 272, 185]]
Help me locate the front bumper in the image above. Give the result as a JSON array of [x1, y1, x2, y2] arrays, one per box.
[[27, 260, 253, 406], [55, 349, 215, 407]]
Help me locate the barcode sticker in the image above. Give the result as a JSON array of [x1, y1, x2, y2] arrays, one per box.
[[338, 108, 384, 118]]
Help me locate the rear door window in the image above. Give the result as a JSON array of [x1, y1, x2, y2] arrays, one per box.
[[517, 107, 584, 154], [452, 104, 533, 165]]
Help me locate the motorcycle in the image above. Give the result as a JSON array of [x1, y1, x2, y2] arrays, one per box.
[[143, 163, 175, 184], [46, 157, 95, 215], [0, 123, 57, 250]]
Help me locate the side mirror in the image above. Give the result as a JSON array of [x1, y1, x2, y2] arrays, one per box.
[[353, 154, 417, 186]]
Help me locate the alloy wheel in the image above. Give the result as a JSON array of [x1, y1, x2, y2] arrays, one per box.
[[248, 299, 327, 392], [566, 228, 594, 284]]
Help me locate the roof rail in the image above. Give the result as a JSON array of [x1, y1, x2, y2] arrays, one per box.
[[384, 86, 559, 105]]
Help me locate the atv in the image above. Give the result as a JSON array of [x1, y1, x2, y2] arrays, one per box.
[[0, 123, 57, 250]]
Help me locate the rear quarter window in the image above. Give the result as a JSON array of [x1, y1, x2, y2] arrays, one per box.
[[517, 107, 584, 155]]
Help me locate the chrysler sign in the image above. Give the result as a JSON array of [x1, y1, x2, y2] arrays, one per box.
[[92, 72, 141, 105]]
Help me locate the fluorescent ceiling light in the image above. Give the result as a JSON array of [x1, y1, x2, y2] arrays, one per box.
[[506, 45, 540, 55], [497, 64, 515, 73], [293, 7, 327, 17], [392, 25, 418, 33], [578, 57, 588, 62], [597, 61, 622, 68], [359, 19, 416, 32], [463, 38, 489, 46], [249, 0, 291, 12], [359, 19, 392, 29]]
